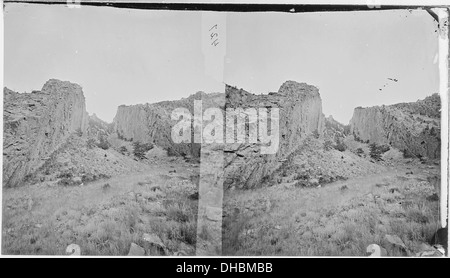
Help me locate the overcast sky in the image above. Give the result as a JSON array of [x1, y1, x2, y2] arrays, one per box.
[[4, 4, 440, 123]]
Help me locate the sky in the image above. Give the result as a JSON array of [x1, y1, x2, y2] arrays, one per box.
[[3, 4, 440, 124]]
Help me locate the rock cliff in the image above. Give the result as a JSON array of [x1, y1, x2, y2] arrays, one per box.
[[86, 113, 113, 140], [223, 81, 325, 189], [3, 79, 89, 187], [324, 115, 350, 142], [112, 81, 324, 189], [113, 92, 224, 157], [350, 94, 441, 159]]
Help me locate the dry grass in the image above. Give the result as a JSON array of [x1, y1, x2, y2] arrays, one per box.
[[2, 168, 198, 256], [223, 166, 441, 256]]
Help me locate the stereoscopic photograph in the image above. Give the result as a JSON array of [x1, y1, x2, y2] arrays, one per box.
[[1, 1, 448, 258]]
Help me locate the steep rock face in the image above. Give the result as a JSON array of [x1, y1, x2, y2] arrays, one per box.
[[113, 92, 224, 157], [350, 94, 441, 159], [224, 81, 325, 189], [324, 115, 350, 141], [3, 79, 89, 187], [86, 113, 113, 140]]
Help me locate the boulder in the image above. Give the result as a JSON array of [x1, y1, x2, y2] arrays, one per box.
[[127, 243, 145, 256]]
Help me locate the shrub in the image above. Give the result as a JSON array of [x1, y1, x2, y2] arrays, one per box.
[[119, 146, 128, 155], [81, 173, 111, 184], [133, 141, 154, 159], [87, 138, 96, 149], [57, 172, 73, 179], [356, 148, 364, 156], [402, 148, 415, 158], [312, 130, 320, 139], [369, 143, 390, 161], [96, 137, 110, 150], [334, 139, 347, 152], [102, 183, 111, 191], [294, 180, 310, 188], [323, 140, 333, 151], [429, 126, 437, 136], [166, 146, 179, 157], [75, 128, 83, 137]]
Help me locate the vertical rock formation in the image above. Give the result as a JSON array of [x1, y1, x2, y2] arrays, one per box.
[[113, 92, 224, 157], [112, 80, 325, 190], [324, 115, 350, 141], [3, 79, 89, 187], [224, 81, 325, 189], [86, 113, 113, 140], [350, 94, 441, 159]]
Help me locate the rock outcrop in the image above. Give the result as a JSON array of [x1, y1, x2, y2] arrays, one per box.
[[350, 94, 441, 159], [86, 113, 113, 140], [113, 92, 224, 157], [324, 115, 350, 142], [112, 81, 324, 189], [223, 81, 325, 189], [3, 79, 89, 187]]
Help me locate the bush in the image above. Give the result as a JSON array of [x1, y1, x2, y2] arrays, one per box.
[[96, 137, 111, 150], [167, 146, 179, 157], [369, 143, 390, 161], [119, 146, 128, 155], [81, 173, 111, 184], [334, 139, 347, 152], [133, 141, 154, 159], [323, 140, 333, 151], [312, 130, 320, 139], [87, 138, 96, 149], [57, 172, 73, 179], [75, 128, 83, 137], [402, 148, 415, 158], [102, 183, 111, 191]]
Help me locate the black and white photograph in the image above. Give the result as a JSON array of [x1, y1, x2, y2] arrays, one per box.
[[0, 0, 448, 259]]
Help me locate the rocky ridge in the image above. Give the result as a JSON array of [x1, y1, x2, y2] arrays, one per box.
[[350, 94, 441, 159], [113, 92, 224, 158], [3, 79, 89, 187], [223, 81, 325, 189]]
